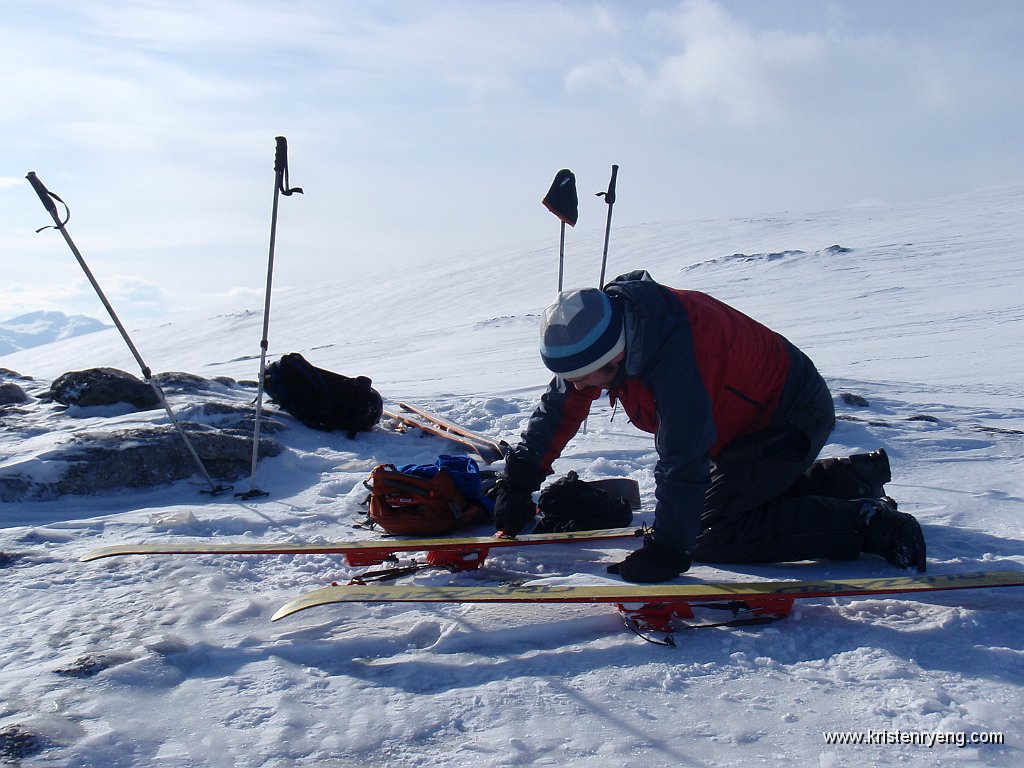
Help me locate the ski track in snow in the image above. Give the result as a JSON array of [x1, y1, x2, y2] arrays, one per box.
[[1, 186, 1023, 766]]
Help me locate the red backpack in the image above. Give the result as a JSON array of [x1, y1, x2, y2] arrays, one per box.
[[364, 464, 486, 535]]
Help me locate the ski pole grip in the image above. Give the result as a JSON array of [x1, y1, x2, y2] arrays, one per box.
[[274, 136, 288, 174], [604, 164, 619, 206], [26, 172, 60, 218]]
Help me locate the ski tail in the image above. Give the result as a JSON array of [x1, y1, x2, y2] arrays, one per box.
[[385, 405, 505, 463]]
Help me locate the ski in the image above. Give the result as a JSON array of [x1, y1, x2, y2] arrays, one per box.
[[79, 525, 646, 566], [395, 402, 506, 463], [269, 570, 1024, 633], [382, 409, 504, 464]]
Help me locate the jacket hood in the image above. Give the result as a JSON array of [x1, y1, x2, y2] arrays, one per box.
[[604, 270, 685, 380]]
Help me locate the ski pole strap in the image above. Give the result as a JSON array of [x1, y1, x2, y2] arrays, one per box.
[[274, 136, 304, 197], [26, 172, 71, 230]]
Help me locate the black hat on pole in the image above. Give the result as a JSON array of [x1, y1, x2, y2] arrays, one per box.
[[542, 169, 578, 226]]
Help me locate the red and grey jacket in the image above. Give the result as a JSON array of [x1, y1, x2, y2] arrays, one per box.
[[508, 270, 823, 552]]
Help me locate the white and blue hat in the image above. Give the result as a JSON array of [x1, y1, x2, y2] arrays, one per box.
[[540, 289, 625, 379]]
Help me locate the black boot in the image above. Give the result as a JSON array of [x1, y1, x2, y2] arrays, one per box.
[[846, 448, 891, 498], [859, 496, 926, 572], [792, 448, 891, 500], [608, 537, 692, 583]]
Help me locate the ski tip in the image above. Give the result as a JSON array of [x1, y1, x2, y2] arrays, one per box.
[[270, 606, 291, 622], [80, 548, 117, 562], [270, 585, 342, 621], [271, 598, 309, 622]]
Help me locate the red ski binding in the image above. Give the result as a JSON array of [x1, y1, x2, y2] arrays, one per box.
[[618, 597, 795, 633]]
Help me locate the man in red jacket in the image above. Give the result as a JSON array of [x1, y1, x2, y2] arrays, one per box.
[[494, 270, 926, 582]]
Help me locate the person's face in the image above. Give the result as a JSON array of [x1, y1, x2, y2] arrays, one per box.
[[565, 353, 624, 391]]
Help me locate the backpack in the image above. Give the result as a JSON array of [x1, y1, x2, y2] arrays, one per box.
[[534, 470, 634, 533], [364, 460, 488, 536], [263, 353, 383, 438]]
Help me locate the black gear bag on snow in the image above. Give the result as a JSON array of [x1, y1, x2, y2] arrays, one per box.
[[263, 353, 383, 438], [535, 470, 634, 533]]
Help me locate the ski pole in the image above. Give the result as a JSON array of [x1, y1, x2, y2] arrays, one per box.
[[557, 220, 565, 292], [25, 171, 231, 496], [596, 164, 619, 288], [238, 136, 303, 500], [542, 169, 578, 292]]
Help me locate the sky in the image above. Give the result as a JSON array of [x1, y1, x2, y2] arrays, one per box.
[[2, 0, 1023, 323]]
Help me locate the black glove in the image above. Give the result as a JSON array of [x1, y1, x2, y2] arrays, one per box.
[[503, 449, 548, 493], [493, 448, 548, 535], [493, 481, 538, 536]]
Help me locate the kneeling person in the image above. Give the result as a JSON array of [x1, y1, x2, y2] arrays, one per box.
[[493, 270, 926, 582]]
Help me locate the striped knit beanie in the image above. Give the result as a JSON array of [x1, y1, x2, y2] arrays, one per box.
[[539, 289, 625, 379]]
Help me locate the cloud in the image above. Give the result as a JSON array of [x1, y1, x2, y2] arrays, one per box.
[[645, 1, 825, 122], [104, 275, 165, 307], [566, 1, 825, 124], [0, 274, 165, 322], [566, 58, 647, 94], [564, 0, 1024, 129], [0, 280, 94, 321], [2, 0, 1022, 327]]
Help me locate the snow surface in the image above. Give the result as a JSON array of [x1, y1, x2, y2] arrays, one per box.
[[1, 185, 1023, 766]]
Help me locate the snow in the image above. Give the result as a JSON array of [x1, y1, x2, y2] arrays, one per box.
[[0, 311, 109, 356], [2, 185, 1023, 766]]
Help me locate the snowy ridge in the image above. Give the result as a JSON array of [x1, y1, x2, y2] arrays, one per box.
[[0, 311, 109, 356], [0, 185, 1022, 766]]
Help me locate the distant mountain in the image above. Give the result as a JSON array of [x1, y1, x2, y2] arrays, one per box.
[[0, 311, 110, 355]]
